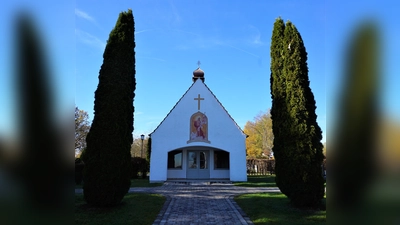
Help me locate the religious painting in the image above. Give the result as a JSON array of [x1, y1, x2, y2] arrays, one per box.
[[187, 112, 210, 143]]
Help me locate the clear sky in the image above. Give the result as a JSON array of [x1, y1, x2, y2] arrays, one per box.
[[75, 1, 327, 140], [1, 0, 399, 144]]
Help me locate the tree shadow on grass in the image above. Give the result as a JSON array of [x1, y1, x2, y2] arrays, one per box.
[[75, 193, 165, 225], [234, 175, 277, 187], [235, 192, 326, 225]]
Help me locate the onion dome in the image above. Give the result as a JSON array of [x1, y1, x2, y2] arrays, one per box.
[[192, 67, 205, 82]]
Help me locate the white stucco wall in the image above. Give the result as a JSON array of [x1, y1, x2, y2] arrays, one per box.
[[149, 79, 247, 182]]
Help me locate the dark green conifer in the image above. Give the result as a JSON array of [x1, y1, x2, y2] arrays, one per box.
[[331, 22, 379, 210], [16, 12, 67, 215], [271, 19, 325, 208], [84, 9, 135, 206], [270, 17, 289, 199], [147, 137, 152, 161]]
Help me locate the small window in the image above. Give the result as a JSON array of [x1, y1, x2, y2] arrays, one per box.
[[168, 150, 182, 169], [214, 150, 229, 169]]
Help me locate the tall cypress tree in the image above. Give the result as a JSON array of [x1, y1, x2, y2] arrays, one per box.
[[270, 17, 288, 197], [331, 23, 379, 210], [271, 20, 325, 208], [15, 13, 68, 219], [84, 9, 135, 206]]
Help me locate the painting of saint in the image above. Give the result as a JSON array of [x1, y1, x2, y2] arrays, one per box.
[[188, 112, 210, 143]]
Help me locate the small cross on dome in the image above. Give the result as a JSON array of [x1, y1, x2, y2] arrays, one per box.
[[192, 61, 205, 82]]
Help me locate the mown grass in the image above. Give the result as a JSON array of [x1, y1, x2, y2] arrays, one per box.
[[235, 192, 326, 225], [234, 175, 277, 187], [75, 178, 163, 189], [75, 193, 165, 225], [130, 178, 164, 187]]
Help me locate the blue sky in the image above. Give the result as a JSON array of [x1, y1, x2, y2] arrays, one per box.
[[75, 1, 326, 140], [1, 1, 399, 143]]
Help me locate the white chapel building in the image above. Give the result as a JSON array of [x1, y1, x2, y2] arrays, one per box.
[[149, 67, 247, 182]]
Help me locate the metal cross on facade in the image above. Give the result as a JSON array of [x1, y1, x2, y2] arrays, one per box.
[[194, 94, 204, 111]]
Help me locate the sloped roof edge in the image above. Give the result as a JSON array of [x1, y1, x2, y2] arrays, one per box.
[[149, 81, 196, 136], [149, 80, 246, 136], [202, 82, 246, 135]]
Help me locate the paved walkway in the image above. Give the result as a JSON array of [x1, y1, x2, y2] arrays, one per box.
[[76, 183, 280, 225]]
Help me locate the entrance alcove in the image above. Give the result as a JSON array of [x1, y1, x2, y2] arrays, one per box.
[[166, 147, 230, 180]]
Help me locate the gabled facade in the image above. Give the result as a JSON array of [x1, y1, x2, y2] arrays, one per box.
[[149, 68, 247, 182]]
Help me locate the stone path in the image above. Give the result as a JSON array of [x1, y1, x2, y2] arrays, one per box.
[[128, 183, 280, 225], [75, 183, 280, 225]]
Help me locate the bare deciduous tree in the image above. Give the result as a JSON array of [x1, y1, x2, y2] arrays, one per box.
[[75, 106, 90, 157]]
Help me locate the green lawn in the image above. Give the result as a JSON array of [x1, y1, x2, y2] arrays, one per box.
[[130, 178, 164, 187], [234, 175, 277, 187], [75, 178, 163, 189], [235, 192, 326, 225], [75, 193, 165, 225]]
